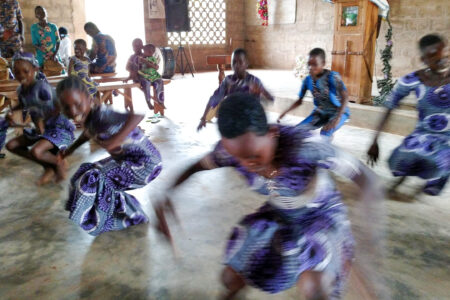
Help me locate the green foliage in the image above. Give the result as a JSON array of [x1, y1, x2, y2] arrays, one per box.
[[373, 16, 396, 106]]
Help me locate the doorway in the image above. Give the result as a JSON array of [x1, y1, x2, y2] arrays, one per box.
[[85, 0, 146, 73]]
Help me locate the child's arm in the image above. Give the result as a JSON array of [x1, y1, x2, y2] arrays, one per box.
[[138, 57, 159, 69], [277, 79, 308, 122], [367, 78, 413, 165], [323, 74, 349, 132], [97, 112, 144, 152], [60, 129, 90, 158], [155, 159, 210, 241], [197, 80, 228, 131], [67, 58, 74, 75]]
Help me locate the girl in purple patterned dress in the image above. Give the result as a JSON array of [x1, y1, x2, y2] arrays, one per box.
[[57, 76, 162, 236], [68, 39, 98, 97], [157, 93, 382, 299], [5, 52, 75, 185], [368, 34, 449, 196]]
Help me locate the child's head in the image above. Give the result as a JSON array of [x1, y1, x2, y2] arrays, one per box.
[[218, 93, 278, 173], [35, 6, 47, 22], [419, 34, 447, 72], [307, 48, 326, 76], [132, 38, 144, 54], [231, 48, 249, 79], [74, 39, 87, 58], [57, 76, 92, 124], [84, 22, 100, 38], [12, 52, 40, 87], [143, 44, 156, 57], [59, 27, 68, 39]]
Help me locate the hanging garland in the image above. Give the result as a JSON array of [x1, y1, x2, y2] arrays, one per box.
[[373, 15, 395, 105], [257, 0, 268, 26]]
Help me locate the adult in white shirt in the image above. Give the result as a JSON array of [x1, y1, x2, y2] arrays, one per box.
[[58, 27, 71, 68]]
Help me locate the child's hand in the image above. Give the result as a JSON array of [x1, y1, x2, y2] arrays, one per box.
[[323, 116, 340, 133], [277, 113, 286, 123], [366, 142, 380, 167], [197, 118, 206, 131], [249, 83, 262, 95]]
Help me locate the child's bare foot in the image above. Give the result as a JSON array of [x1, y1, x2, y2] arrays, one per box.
[[37, 168, 55, 186], [55, 159, 68, 183]]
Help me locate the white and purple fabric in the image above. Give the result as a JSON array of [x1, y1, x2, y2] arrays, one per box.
[[384, 72, 449, 195], [201, 126, 360, 297], [66, 105, 162, 236]]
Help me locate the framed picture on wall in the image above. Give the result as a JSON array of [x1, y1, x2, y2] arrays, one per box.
[[148, 0, 165, 19]]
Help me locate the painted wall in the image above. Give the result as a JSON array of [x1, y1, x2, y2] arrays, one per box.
[[20, 0, 86, 52], [244, 0, 450, 77]]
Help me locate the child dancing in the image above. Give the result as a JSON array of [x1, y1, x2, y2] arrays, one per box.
[[5, 52, 74, 184], [278, 48, 350, 138], [367, 34, 449, 196], [57, 76, 163, 236], [197, 48, 274, 131], [157, 93, 382, 299]]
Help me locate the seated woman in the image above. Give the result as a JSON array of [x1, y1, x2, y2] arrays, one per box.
[[30, 6, 63, 73]]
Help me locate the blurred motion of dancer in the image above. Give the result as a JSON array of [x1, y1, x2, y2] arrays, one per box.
[[157, 93, 384, 299], [278, 48, 350, 139], [368, 34, 449, 197]]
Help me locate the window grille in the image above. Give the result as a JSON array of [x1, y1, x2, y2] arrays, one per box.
[[167, 0, 226, 45]]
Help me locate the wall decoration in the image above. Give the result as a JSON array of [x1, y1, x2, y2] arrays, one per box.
[[148, 0, 166, 19], [373, 16, 395, 105], [246, 0, 296, 26], [257, 0, 269, 26]]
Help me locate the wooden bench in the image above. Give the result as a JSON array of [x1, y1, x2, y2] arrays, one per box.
[[206, 55, 231, 85]]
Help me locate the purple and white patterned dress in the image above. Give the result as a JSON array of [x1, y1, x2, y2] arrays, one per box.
[[0, 117, 8, 152], [384, 71, 449, 195], [66, 105, 162, 236], [18, 79, 75, 150], [201, 126, 358, 297]]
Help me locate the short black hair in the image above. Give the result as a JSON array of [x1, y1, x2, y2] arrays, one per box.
[[144, 44, 156, 52], [309, 48, 326, 61], [59, 27, 68, 37], [232, 48, 248, 59], [57, 76, 90, 100], [35, 5, 45, 12], [74, 39, 87, 48], [419, 34, 445, 53], [218, 93, 269, 139], [84, 22, 99, 32]]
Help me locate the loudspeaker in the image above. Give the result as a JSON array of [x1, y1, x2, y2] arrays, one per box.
[[165, 0, 190, 32]]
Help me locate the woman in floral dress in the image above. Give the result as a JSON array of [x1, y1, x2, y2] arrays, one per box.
[[30, 6, 62, 68]]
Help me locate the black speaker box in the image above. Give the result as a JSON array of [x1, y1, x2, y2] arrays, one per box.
[[165, 0, 190, 32]]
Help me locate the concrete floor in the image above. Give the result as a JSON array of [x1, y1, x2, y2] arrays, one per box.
[[0, 71, 449, 300]]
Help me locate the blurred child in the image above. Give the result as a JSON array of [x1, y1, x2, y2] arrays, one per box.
[[198, 48, 274, 131], [367, 34, 449, 196], [139, 44, 165, 115], [157, 93, 382, 299], [68, 39, 98, 97], [5, 52, 74, 184], [278, 48, 350, 138], [58, 26, 71, 68], [57, 76, 162, 235]]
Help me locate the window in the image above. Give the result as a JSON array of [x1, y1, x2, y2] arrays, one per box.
[[167, 0, 226, 46]]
